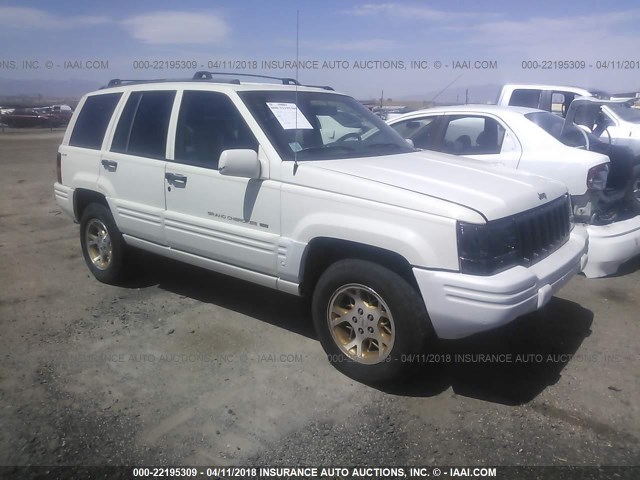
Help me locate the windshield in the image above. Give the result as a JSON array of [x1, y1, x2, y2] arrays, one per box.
[[606, 103, 640, 123], [238, 91, 414, 161]]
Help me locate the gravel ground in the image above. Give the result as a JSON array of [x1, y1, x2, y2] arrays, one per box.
[[0, 132, 639, 474]]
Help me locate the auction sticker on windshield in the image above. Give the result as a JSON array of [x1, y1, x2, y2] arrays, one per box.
[[266, 102, 313, 129]]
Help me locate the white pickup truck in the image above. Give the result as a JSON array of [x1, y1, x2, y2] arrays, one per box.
[[54, 73, 588, 382]]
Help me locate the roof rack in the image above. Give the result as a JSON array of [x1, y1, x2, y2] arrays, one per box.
[[102, 77, 241, 89], [304, 84, 334, 91], [192, 71, 300, 85], [101, 72, 335, 91]]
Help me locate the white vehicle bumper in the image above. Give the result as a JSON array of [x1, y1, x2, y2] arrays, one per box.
[[54, 182, 75, 221], [580, 215, 640, 278], [413, 228, 588, 339]]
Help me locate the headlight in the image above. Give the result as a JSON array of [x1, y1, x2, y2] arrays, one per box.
[[457, 218, 521, 275], [586, 163, 609, 191]]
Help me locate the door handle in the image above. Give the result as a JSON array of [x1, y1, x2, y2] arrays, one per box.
[[165, 172, 188, 185], [101, 159, 118, 171]]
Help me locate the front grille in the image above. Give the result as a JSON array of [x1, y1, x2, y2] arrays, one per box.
[[516, 194, 571, 265]]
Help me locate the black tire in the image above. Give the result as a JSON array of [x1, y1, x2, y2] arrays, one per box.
[[625, 165, 640, 214], [79, 203, 127, 285], [311, 259, 433, 383]]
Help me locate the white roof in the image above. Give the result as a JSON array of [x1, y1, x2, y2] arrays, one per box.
[[391, 104, 542, 119]]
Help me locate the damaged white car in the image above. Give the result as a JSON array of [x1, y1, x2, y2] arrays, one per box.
[[388, 105, 640, 278], [564, 96, 640, 156]]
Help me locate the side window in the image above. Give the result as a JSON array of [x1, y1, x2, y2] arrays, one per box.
[[551, 93, 565, 116], [509, 89, 541, 108], [175, 91, 258, 169], [111, 90, 176, 159], [390, 117, 438, 150], [552, 91, 576, 117], [69, 93, 122, 149], [442, 116, 506, 155]]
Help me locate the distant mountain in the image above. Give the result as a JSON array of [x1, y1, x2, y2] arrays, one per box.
[[0, 78, 102, 98], [396, 84, 502, 105]]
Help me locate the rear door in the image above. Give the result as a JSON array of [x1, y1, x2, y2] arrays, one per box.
[[163, 89, 280, 275], [98, 89, 176, 245]]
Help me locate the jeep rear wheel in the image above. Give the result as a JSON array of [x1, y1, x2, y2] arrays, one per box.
[[312, 259, 432, 383], [80, 203, 127, 285]]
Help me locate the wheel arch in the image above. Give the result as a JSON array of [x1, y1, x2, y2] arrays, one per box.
[[74, 188, 109, 222], [299, 237, 419, 296]]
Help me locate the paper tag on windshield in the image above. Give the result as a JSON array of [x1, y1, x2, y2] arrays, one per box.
[[266, 102, 313, 130]]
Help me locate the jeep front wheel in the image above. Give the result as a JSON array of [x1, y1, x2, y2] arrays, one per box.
[[312, 259, 432, 383], [80, 203, 127, 285]]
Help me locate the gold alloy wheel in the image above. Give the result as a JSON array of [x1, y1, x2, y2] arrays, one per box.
[[327, 283, 395, 364], [85, 219, 112, 270]]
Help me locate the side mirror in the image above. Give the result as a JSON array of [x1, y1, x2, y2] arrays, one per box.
[[405, 138, 415, 148], [218, 149, 261, 179]]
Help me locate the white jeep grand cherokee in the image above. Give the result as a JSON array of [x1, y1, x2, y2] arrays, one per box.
[[54, 73, 588, 383]]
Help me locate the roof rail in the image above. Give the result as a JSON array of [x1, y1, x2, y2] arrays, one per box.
[[106, 78, 165, 88], [192, 71, 300, 85], [303, 84, 334, 91], [101, 73, 335, 90], [102, 77, 241, 89]]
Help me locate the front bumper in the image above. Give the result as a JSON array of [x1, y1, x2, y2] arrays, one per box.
[[413, 228, 588, 339], [54, 182, 75, 221], [580, 215, 640, 278]]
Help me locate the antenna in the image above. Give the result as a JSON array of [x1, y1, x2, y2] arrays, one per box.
[[293, 9, 300, 174], [430, 73, 464, 103]]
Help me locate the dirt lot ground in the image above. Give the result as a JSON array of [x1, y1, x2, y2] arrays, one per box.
[[0, 132, 639, 471]]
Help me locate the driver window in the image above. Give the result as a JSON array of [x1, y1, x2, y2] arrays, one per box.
[[175, 91, 258, 169]]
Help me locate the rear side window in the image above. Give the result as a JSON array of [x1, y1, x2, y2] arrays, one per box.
[[174, 91, 258, 169], [509, 89, 541, 108], [111, 90, 176, 159], [69, 93, 122, 149], [442, 116, 506, 155]]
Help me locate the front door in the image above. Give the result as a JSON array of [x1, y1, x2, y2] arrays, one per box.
[[163, 90, 280, 275]]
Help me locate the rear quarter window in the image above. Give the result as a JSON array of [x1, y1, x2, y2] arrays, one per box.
[[69, 93, 122, 149]]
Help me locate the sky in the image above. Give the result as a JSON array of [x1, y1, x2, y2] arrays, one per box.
[[1, 0, 639, 100]]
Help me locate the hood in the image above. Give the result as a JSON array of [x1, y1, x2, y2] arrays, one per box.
[[304, 151, 567, 221]]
